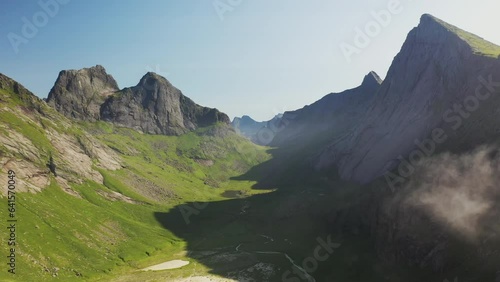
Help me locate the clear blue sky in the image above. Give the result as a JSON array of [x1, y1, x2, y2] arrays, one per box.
[[1, 0, 500, 121]]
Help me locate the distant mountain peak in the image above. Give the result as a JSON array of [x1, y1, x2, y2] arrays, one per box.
[[100, 71, 230, 135], [361, 71, 382, 87], [59, 64, 108, 76], [138, 72, 173, 86], [89, 64, 106, 71], [240, 115, 256, 121], [141, 71, 166, 81], [418, 13, 462, 31]]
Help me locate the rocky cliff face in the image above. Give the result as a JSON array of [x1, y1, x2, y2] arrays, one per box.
[[47, 68, 230, 135], [270, 71, 382, 148], [46, 65, 119, 121], [260, 14, 500, 276], [316, 14, 500, 183], [0, 73, 122, 195], [333, 14, 500, 276], [100, 72, 230, 135]]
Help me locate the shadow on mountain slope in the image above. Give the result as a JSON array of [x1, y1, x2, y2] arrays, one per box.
[[152, 132, 500, 281], [230, 133, 340, 190], [151, 165, 473, 282], [153, 184, 392, 281]]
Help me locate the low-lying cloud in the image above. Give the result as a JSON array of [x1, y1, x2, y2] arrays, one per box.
[[405, 146, 500, 240]]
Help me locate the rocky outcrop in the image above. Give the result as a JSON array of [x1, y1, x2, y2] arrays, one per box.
[[46, 65, 119, 121], [100, 72, 230, 135], [0, 73, 122, 195], [47, 68, 230, 135]]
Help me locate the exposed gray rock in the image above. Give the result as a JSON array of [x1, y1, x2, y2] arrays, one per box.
[[270, 71, 382, 148], [335, 14, 500, 276], [0, 73, 122, 195], [46, 65, 119, 121], [100, 72, 230, 135], [47, 68, 230, 135], [317, 14, 500, 183], [260, 14, 500, 276]]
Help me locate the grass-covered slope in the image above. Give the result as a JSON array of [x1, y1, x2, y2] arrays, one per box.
[[0, 71, 475, 282], [0, 73, 388, 281], [82, 121, 270, 202], [428, 14, 500, 57], [0, 73, 272, 281]]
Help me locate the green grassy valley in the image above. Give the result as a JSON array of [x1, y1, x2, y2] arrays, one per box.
[[0, 80, 267, 280], [0, 77, 448, 282], [3, 6, 500, 282]]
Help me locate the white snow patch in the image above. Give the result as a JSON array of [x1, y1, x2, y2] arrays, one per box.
[[142, 260, 190, 271]]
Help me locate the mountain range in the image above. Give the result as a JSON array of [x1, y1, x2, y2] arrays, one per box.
[[47, 65, 230, 135], [2, 13, 500, 282], [239, 14, 500, 183], [231, 114, 283, 145]]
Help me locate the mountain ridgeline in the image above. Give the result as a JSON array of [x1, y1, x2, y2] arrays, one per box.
[[46, 65, 120, 121], [231, 114, 283, 145], [231, 14, 500, 279], [2, 12, 500, 282], [270, 71, 382, 147], [47, 66, 230, 135], [329, 13, 500, 183], [240, 14, 500, 183], [0, 70, 270, 281]]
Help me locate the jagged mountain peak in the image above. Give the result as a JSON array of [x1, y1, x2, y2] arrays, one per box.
[[58, 64, 112, 77], [100, 71, 230, 135], [419, 13, 473, 35], [419, 13, 443, 26], [46, 66, 230, 135], [135, 72, 174, 92], [46, 65, 119, 121], [322, 14, 500, 184], [138, 72, 172, 86], [416, 14, 500, 58], [239, 115, 256, 122], [361, 71, 382, 87]]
